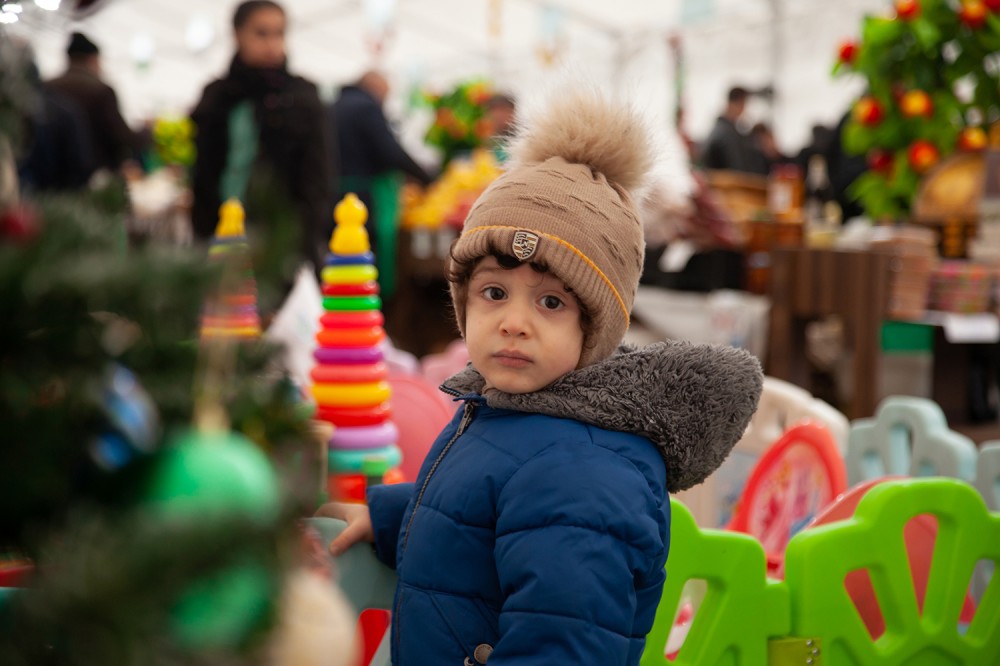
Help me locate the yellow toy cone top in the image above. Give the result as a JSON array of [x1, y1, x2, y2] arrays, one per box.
[[214, 199, 247, 239], [331, 193, 370, 255]]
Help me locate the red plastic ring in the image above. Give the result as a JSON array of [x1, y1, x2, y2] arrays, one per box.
[[320, 311, 385, 329], [315, 403, 392, 427], [323, 281, 380, 297]]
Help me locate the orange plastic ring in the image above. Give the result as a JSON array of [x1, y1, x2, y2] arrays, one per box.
[[316, 326, 385, 348]]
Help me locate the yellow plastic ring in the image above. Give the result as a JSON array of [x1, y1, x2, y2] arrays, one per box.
[[311, 381, 391, 408], [321, 264, 378, 285]]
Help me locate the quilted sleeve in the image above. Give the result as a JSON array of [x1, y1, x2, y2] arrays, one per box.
[[366, 482, 415, 569], [489, 440, 667, 665]]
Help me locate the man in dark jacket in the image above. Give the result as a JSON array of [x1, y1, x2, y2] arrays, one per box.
[[329, 71, 433, 295], [329, 72, 432, 232], [46, 32, 136, 176], [699, 86, 768, 175]]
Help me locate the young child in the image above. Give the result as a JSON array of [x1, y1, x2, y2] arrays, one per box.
[[319, 88, 763, 665]]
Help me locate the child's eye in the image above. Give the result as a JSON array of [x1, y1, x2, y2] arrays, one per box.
[[539, 295, 564, 310], [482, 286, 507, 301]]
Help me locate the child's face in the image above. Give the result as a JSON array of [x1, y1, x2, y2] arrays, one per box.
[[465, 256, 584, 394]]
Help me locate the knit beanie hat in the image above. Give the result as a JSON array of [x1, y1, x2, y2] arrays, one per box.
[[449, 88, 653, 367]]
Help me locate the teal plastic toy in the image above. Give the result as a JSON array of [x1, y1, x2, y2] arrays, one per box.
[[977, 443, 1000, 512], [783, 478, 1000, 664], [308, 517, 396, 666], [846, 397, 977, 485]]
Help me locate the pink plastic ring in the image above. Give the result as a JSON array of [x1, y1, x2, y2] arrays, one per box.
[[330, 422, 399, 450], [314, 346, 384, 365]]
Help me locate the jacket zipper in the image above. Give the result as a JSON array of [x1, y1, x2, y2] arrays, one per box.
[[400, 400, 476, 552]]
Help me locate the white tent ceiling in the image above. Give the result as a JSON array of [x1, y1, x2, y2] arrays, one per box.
[[7, 0, 885, 162]]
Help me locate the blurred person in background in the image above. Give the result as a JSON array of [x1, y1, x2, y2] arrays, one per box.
[[5, 38, 94, 193], [329, 71, 432, 237], [190, 0, 330, 313], [328, 70, 432, 296], [699, 85, 767, 175], [46, 32, 137, 179], [750, 122, 792, 172], [484, 93, 516, 162]]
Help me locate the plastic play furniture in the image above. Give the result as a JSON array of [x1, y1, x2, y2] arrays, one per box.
[[783, 477, 1000, 664], [977, 442, 1000, 511], [317, 477, 1000, 665], [387, 375, 456, 482], [310, 517, 396, 666], [641, 499, 790, 665], [778, 476, 977, 635], [728, 422, 847, 575], [675, 377, 849, 528], [846, 396, 977, 486], [973, 442, 1000, 602]]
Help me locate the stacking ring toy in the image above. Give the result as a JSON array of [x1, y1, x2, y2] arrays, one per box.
[[311, 381, 391, 407], [328, 445, 402, 475], [330, 422, 399, 450], [316, 326, 385, 348], [220, 293, 258, 307], [202, 326, 259, 339], [321, 265, 378, 285], [323, 281, 379, 297], [202, 315, 260, 330], [316, 402, 391, 427], [323, 295, 382, 311], [314, 346, 384, 365], [325, 251, 375, 267], [311, 361, 388, 384], [321, 311, 384, 329]]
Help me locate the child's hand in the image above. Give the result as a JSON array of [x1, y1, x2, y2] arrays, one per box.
[[314, 502, 375, 556]]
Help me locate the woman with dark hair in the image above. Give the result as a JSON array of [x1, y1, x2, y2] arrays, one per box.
[[190, 0, 330, 312]]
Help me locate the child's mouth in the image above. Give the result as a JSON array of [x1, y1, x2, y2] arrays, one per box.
[[494, 351, 531, 368]]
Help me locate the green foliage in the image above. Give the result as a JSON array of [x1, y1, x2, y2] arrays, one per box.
[[0, 189, 313, 548], [0, 509, 296, 666], [422, 80, 494, 165], [835, 0, 1000, 219]]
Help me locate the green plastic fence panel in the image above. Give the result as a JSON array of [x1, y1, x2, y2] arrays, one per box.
[[642, 498, 790, 665], [846, 397, 977, 486], [783, 478, 1000, 665]]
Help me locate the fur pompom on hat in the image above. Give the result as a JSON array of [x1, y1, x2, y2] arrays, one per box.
[[450, 87, 653, 367]]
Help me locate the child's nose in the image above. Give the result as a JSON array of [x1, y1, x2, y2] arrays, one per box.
[[499, 301, 531, 337]]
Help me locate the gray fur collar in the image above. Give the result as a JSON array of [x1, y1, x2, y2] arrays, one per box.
[[442, 342, 763, 493]]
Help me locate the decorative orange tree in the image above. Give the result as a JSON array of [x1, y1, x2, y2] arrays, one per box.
[[835, 0, 1000, 218]]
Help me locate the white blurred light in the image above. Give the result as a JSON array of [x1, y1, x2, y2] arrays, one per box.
[[362, 0, 397, 31], [129, 32, 155, 66], [0, 12, 17, 23], [185, 15, 214, 53], [33, 0, 60, 10], [3, 4, 24, 14]]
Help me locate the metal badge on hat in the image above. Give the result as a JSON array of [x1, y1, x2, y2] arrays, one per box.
[[511, 230, 539, 261]]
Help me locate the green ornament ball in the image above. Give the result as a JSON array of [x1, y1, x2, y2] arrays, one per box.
[[142, 428, 281, 650], [143, 428, 280, 519], [169, 559, 274, 650]]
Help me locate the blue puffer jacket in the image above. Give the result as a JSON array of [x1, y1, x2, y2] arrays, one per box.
[[367, 342, 762, 665]]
